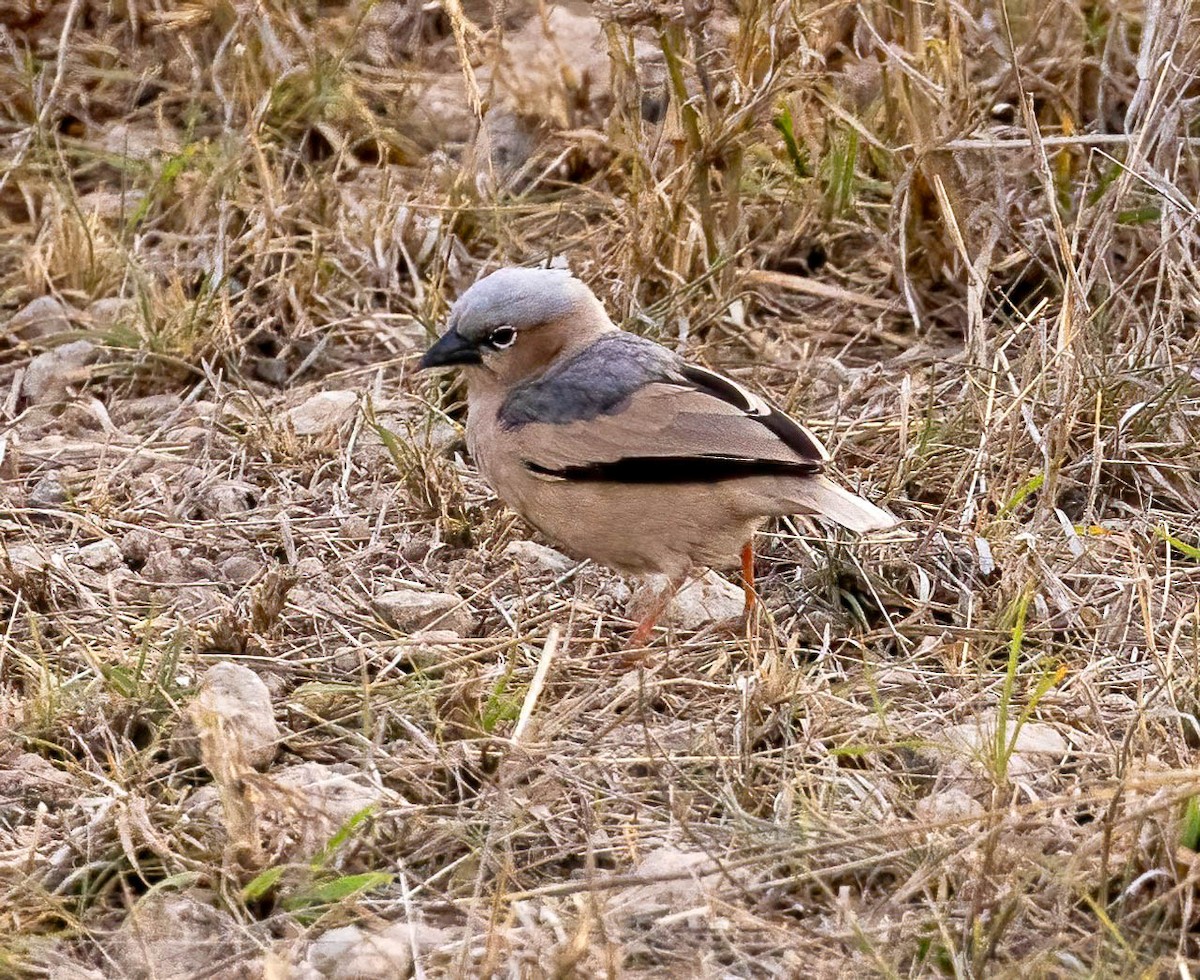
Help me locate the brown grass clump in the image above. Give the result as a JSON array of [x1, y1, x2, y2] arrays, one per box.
[[2, 0, 1200, 975]]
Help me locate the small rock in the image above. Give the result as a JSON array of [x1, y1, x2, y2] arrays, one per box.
[[187, 553, 221, 579], [911, 786, 986, 824], [256, 951, 321, 980], [6, 295, 72, 341], [307, 925, 367, 975], [179, 783, 220, 821], [295, 557, 324, 579], [192, 399, 218, 419], [340, 515, 371, 541], [503, 539, 574, 575], [21, 340, 97, 404], [0, 750, 78, 809], [424, 420, 462, 455], [173, 662, 280, 771], [267, 762, 390, 860], [142, 550, 187, 583], [100, 121, 180, 159], [77, 539, 122, 572], [600, 578, 633, 608], [290, 587, 351, 621], [29, 473, 67, 508], [939, 716, 1070, 777], [332, 646, 361, 675], [4, 544, 49, 574], [85, 296, 134, 329], [109, 891, 242, 980], [173, 585, 232, 620], [873, 667, 920, 688], [258, 670, 289, 701], [308, 920, 446, 979], [473, 107, 542, 186], [271, 763, 385, 822], [304, 926, 360, 969], [116, 393, 183, 423], [628, 570, 745, 632], [394, 536, 428, 564], [253, 356, 289, 386], [384, 629, 461, 670], [219, 554, 260, 584], [201, 481, 257, 517], [308, 923, 410, 979], [502, 5, 620, 98], [373, 590, 474, 634], [611, 846, 719, 921], [288, 390, 358, 436], [41, 947, 107, 980], [172, 425, 209, 450], [120, 528, 159, 566], [78, 189, 146, 223]]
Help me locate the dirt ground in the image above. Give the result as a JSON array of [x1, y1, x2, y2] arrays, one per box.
[[2, 1, 1200, 977]]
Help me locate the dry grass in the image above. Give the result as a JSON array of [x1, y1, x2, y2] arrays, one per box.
[[2, 0, 1200, 976]]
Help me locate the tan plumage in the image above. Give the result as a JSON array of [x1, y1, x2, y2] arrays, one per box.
[[421, 267, 897, 638]]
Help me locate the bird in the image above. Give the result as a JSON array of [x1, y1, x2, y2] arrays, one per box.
[[419, 266, 897, 647]]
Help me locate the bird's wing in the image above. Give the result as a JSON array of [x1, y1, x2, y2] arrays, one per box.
[[508, 363, 830, 483]]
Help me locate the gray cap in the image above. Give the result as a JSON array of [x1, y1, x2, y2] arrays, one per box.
[[449, 267, 597, 341]]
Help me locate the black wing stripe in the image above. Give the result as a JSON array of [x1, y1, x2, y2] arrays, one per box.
[[678, 364, 829, 464], [678, 364, 770, 414], [525, 454, 821, 484]]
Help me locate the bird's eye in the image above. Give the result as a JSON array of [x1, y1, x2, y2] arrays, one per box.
[[488, 325, 516, 349]]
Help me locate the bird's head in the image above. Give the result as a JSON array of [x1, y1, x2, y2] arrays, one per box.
[[419, 267, 614, 385]]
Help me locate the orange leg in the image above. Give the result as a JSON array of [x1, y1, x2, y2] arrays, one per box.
[[741, 541, 756, 620], [628, 575, 685, 648]]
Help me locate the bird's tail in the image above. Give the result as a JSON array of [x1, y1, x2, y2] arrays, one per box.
[[782, 475, 898, 533]]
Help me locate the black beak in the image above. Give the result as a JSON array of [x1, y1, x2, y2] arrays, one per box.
[[419, 328, 483, 369]]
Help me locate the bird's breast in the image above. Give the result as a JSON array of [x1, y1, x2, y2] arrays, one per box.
[[465, 394, 529, 508]]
